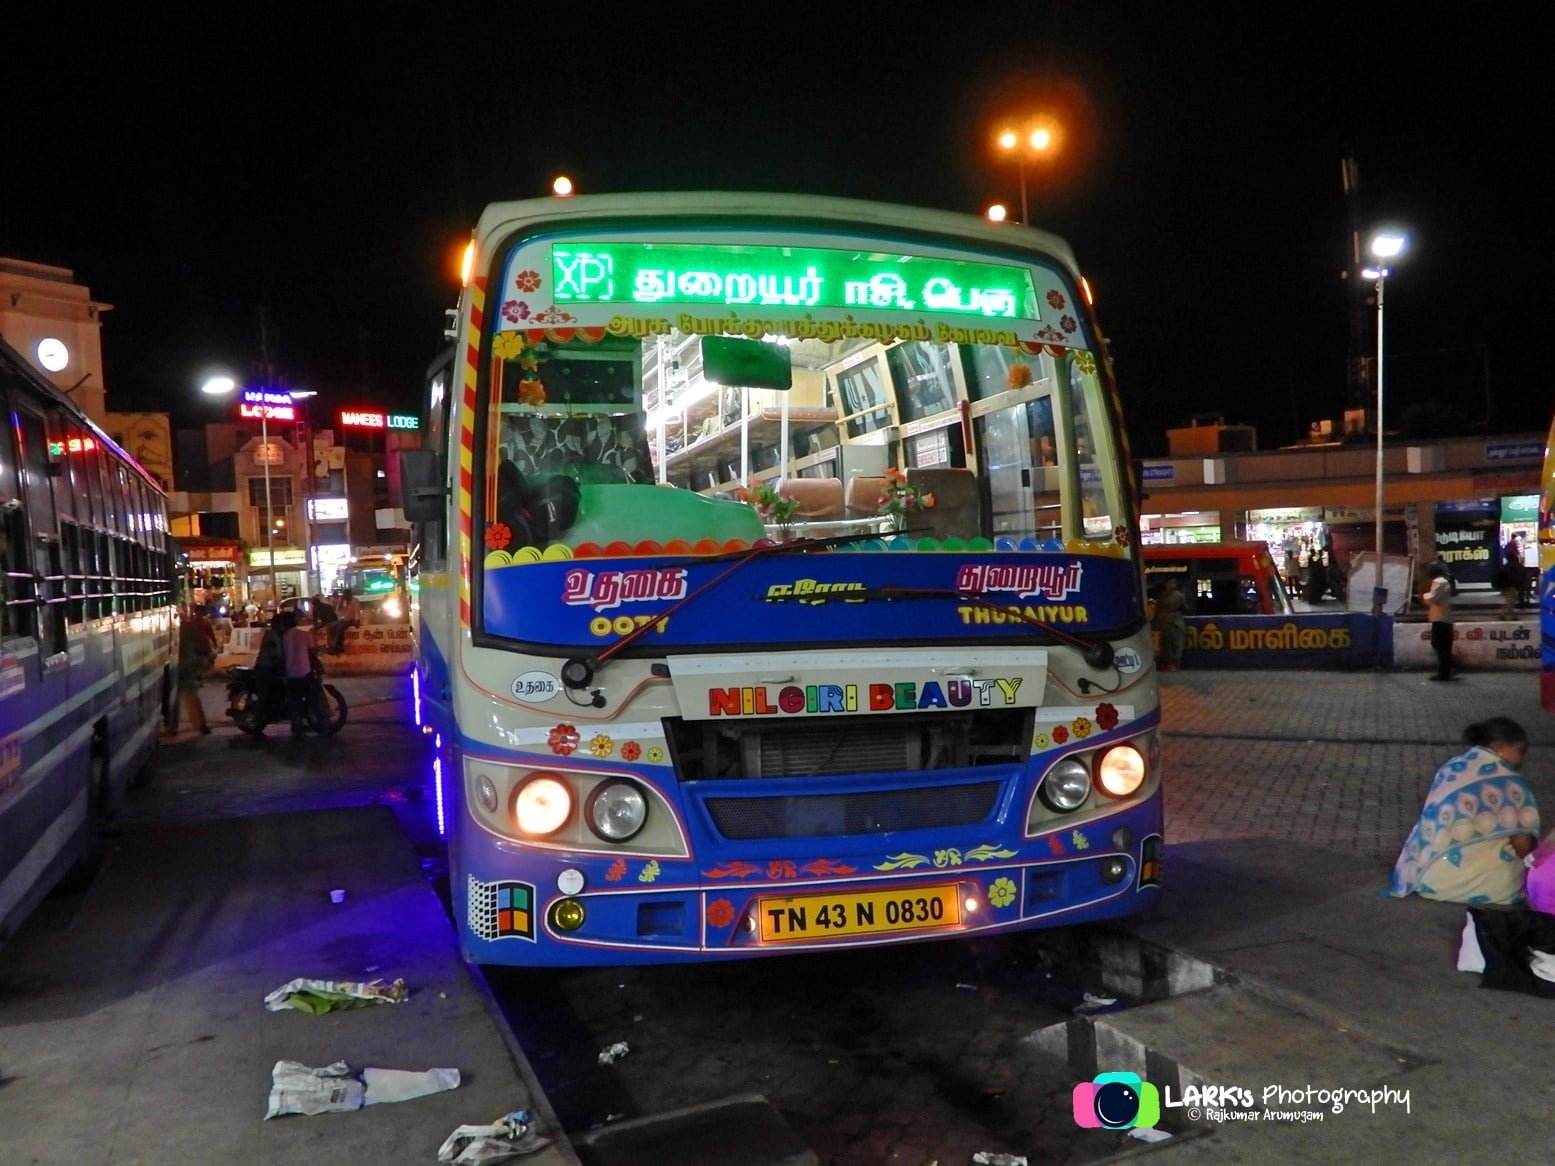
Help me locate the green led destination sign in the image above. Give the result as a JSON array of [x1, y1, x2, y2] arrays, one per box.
[[550, 242, 1040, 321]]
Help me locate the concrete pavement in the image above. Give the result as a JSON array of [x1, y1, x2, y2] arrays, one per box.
[[0, 674, 579, 1166], [1069, 668, 1555, 1163]]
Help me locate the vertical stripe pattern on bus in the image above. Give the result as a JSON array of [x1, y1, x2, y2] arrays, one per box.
[[458, 277, 485, 626]]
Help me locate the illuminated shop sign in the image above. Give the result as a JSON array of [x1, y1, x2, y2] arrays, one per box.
[[550, 242, 1041, 320], [239, 389, 296, 422], [341, 411, 420, 430], [306, 497, 350, 522]]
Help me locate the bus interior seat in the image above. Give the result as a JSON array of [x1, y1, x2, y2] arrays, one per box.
[[780, 477, 844, 520], [905, 467, 979, 539], [844, 475, 888, 518]]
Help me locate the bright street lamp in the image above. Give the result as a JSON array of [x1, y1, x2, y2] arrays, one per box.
[[985, 203, 1009, 224], [1363, 231, 1407, 616], [996, 119, 1058, 223]]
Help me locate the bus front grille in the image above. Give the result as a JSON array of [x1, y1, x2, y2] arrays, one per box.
[[704, 781, 1001, 840], [662, 710, 1032, 782]]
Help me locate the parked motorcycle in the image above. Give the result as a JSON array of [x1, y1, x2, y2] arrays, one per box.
[[224, 661, 348, 736]]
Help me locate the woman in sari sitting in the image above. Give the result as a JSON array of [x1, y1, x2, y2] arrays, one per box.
[[1390, 718, 1538, 905]]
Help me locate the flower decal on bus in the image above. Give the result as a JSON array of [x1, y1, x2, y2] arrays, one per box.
[[606, 858, 627, 882], [620, 741, 642, 762], [1052, 725, 1069, 745], [706, 898, 736, 928], [501, 300, 531, 324], [646, 746, 666, 764], [486, 522, 512, 551], [1072, 717, 1093, 739], [589, 734, 614, 758], [988, 877, 1018, 908], [492, 332, 526, 358], [1046, 289, 1067, 310], [638, 860, 661, 883], [513, 270, 543, 293], [548, 723, 580, 755], [1095, 703, 1120, 732], [1035, 732, 1051, 750]]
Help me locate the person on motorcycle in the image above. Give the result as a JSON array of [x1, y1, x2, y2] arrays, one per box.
[[280, 610, 316, 736]]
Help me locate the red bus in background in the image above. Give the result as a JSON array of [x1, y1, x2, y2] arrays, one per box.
[[1142, 540, 1294, 617]]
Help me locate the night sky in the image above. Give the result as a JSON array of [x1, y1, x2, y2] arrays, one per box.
[[6, 7, 1549, 455]]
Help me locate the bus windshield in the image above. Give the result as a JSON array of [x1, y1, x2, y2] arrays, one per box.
[[476, 225, 1139, 652]]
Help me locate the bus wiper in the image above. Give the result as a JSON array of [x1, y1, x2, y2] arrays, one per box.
[[559, 530, 886, 695], [761, 584, 1117, 672]]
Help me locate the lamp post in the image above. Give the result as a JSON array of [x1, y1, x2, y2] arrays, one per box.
[[996, 122, 1056, 224], [291, 390, 319, 599], [1362, 231, 1407, 616], [202, 374, 295, 607]]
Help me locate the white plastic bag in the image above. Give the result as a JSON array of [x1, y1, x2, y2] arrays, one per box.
[[363, 1066, 461, 1105]]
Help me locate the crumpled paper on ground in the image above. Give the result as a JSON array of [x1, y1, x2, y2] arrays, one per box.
[[597, 1041, 629, 1064], [438, 1110, 552, 1163], [265, 1060, 459, 1119], [263, 976, 408, 1014]]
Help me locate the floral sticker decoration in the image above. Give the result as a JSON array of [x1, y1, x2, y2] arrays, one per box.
[[987, 877, 1018, 908], [548, 723, 580, 755], [1113, 525, 1131, 548], [1060, 314, 1078, 333], [1074, 350, 1097, 374], [501, 300, 532, 324], [1048, 834, 1066, 856], [492, 332, 526, 359], [1035, 732, 1051, 750], [1072, 717, 1092, 739], [646, 746, 665, 764], [638, 860, 661, 883], [513, 269, 543, 293], [1071, 830, 1091, 851], [1052, 724, 1069, 745], [606, 858, 627, 882], [706, 898, 736, 929], [1095, 703, 1120, 732], [517, 378, 547, 406], [485, 522, 512, 551], [589, 733, 614, 758], [620, 741, 642, 762]]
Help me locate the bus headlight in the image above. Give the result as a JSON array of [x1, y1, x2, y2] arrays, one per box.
[[1097, 744, 1146, 798], [586, 781, 648, 842], [1039, 758, 1091, 812], [383, 596, 404, 619], [514, 774, 571, 836]]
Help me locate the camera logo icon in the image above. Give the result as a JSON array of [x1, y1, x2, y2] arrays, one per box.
[[1072, 1071, 1161, 1129]]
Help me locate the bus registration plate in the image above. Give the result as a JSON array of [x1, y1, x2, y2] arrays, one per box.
[[757, 884, 961, 943]]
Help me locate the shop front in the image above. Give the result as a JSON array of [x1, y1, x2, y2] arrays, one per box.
[[245, 546, 308, 605], [1139, 511, 1222, 545]]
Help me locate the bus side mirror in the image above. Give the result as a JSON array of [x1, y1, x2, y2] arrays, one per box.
[[400, 449, 446, 522]]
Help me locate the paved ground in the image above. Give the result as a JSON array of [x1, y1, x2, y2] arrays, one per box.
[[1114, 667, 1555, 1164]]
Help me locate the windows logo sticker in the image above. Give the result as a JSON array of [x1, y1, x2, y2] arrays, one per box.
[[1073, 1071, 1161, 1129]]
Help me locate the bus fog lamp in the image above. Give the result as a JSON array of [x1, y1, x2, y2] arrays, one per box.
[[550, 898, 586, 931], [1040, 759, 1092, 812], [586, 781, 648, 842], [1111, 826, 1133, 852], [1097, 745, 1146, 798], [1100, 857, 1129, 885], [476, 774, 499, 813], [514, 775, 571, 836]]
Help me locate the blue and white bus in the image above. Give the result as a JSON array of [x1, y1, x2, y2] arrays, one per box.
[[0, 336, 176, 939], [403, 192, 1162, 966]]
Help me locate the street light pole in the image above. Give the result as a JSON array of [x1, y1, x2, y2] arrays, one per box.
[[1370, 269, 1386, 614], [996, 123, 1055, 225], [1364, 231, 1406, 617]]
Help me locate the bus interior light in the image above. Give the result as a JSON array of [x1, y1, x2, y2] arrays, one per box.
[[1040, 758, 1092, 813], [514, 774, 572, 836], [1097, 745, 1147, 798]]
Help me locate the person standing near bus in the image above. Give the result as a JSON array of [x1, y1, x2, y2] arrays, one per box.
[[1422, 563, 1457, 681], [330, 589, 361, 655], [174, 605, 218, 735], [1153, 577, 1187, 671]]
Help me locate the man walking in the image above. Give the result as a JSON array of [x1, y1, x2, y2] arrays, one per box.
[[1421, 563, 1457, 681]]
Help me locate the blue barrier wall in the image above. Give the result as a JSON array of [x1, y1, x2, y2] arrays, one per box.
[[1179, 613, 1393, 669]]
